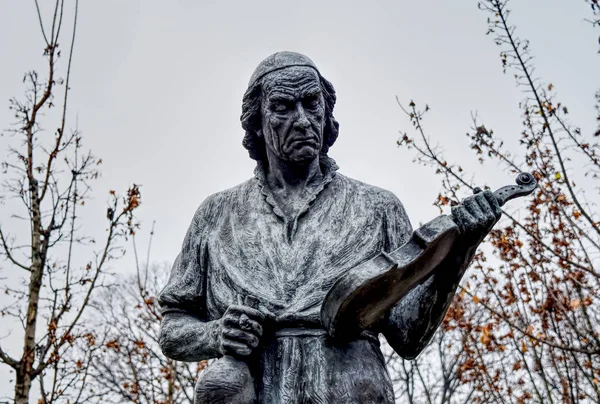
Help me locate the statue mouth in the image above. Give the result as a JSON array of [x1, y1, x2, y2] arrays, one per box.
[[288, 137, 318, 147]]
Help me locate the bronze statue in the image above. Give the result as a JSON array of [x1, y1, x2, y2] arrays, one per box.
[[158, 52, 535, 403]]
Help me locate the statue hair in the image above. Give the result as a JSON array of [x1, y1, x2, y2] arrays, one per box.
[[240, 73, 340, 161]]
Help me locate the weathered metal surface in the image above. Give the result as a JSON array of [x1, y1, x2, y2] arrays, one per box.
[[157, 52, 535, 403]]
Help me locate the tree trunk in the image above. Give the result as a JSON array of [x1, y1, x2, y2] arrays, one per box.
[[14, 366, 33, 404], [168, 360, 176, 404], [14, 176, 44, 404]]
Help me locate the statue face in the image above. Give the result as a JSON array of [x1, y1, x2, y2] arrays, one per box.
[[259, 66, 326, 164]]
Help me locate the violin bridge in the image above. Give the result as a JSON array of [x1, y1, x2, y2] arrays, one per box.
[[380, 251, 399, 267]]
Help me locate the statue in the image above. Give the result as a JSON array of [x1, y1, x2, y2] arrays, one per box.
[[158, 52, 535, 403]]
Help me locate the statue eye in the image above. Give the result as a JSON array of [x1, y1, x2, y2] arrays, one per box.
[[272, 101, 293, 113], [303, 96, 320, 109]]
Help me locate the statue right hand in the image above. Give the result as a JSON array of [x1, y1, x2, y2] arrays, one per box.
[[219, 305, 265, 357]]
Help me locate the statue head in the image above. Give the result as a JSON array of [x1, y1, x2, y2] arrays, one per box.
[[241, 52, 339, 163]]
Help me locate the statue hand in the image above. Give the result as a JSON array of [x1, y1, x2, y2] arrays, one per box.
[[451, 188, 502, 245], [219, 305, 265, 357]]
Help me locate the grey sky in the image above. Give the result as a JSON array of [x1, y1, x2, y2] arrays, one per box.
[[0, 0, 598, 399]]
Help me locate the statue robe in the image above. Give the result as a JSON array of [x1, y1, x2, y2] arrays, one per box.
[[159, 157, 414, 403]]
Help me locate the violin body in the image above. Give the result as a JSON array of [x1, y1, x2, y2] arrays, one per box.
[[321, 215, 459, 338], [321, 173, 537, 338]]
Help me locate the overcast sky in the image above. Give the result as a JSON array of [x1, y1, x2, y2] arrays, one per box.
[[0, 0, 598, 399]]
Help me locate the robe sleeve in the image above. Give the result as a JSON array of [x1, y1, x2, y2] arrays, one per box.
[[158, 196, 215, 318], [158, 195, 224, 361], [380, 191, 413, 252]]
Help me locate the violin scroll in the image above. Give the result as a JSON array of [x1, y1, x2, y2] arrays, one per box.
[[492, 172, 537, 207]]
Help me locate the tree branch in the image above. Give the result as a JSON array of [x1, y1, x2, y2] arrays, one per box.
[[0, 344, 19, 369]]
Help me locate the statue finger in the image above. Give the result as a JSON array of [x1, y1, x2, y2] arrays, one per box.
[[227, 305, 265, 323], [451, 206, 466, 233], [223, 328, 260, 349], [464, 197, 484, 218], [221, 339, 253, 356], [221, 317, 263, 337], [222, 315, 243, 330], [474, 193, 495, 225], [238, 314, 263, 336], [452, 205, 476, 233], [222, 311, 240, 326], [226, 304, 247, 315], [483, 190, 502, 219], [463, 199, 483, 231]]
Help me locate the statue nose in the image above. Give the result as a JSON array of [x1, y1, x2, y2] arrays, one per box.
[[294, 105, 310, 129]]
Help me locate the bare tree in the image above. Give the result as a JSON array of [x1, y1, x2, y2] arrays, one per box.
[[387, 317, 479, 404], [386, 288, 503, 403], [585, 0, 600, 32], [391, 1, 600, 402], [0, 1, 141, 403], [81, 232, 205, 404]]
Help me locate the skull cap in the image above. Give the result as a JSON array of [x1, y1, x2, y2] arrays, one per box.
[[248, 51, 320, 86]]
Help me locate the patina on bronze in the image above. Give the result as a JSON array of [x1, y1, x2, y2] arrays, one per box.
[[158, 52, 535, 403]]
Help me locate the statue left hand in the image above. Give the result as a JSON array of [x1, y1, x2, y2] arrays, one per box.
[[451, 188, 502, 245]]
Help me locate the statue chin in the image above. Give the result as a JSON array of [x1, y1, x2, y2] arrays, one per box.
[[284, 147, 320, 164]]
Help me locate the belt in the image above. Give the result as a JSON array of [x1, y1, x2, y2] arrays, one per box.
[[274, 328, 327, 338], [273, 327, 379, 343]]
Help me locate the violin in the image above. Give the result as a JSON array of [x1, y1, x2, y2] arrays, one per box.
[[321, 172, 537, 338]]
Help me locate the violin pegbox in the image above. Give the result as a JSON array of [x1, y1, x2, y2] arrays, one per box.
[[493, 172, 537, 207]]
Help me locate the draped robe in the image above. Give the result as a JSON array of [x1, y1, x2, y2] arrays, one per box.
[[159, 157, 415, 403]]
